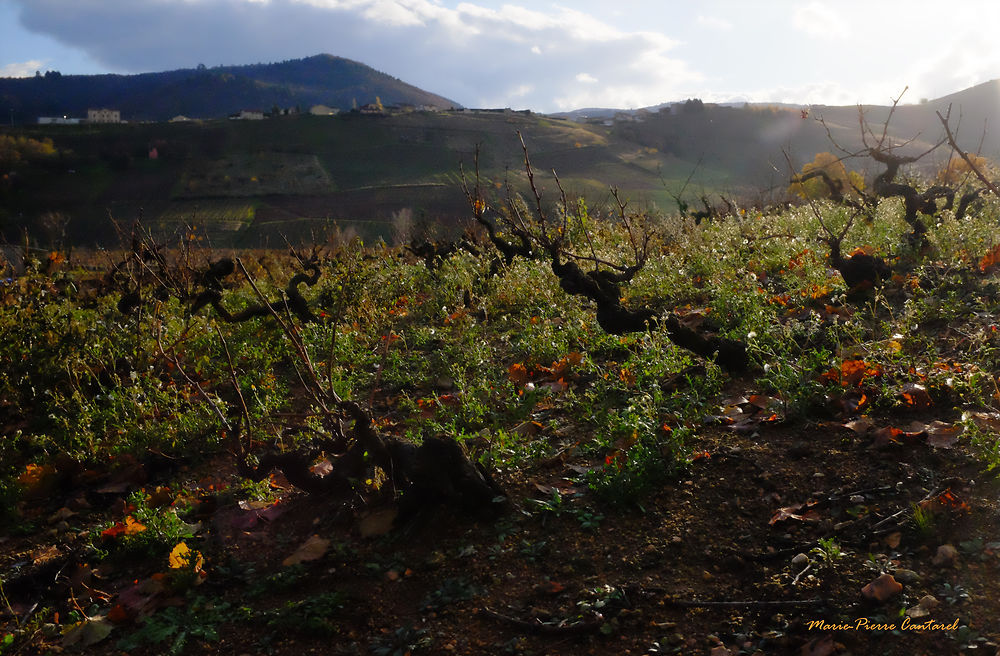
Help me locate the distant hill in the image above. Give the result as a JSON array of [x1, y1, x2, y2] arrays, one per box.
[[0, 54, 460, 123], [5, 79, 1000, 249]]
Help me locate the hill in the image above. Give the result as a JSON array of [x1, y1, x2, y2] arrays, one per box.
[[0, 54, 460, 122], [5, 80, 1000, 249]]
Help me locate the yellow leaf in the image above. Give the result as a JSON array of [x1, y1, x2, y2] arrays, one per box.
[[168, 542, 205, 570]]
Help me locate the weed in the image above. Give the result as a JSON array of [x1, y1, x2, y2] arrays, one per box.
[[260, 591, 347, 636], [421, 577, 484, 611], [116, 596, 239, 655], [97, 489, 199, 560], [911, 502, 936, 537], [810, 537, 847, 564]]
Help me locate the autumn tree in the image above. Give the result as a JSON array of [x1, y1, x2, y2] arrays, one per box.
[[788, 151, 864, 202], [937, 153, 995, 186]]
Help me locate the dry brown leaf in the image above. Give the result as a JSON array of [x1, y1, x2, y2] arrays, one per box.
[[282, 534, 331, 566], [861, 573, 902, 602], [964, 410, 1000, 432], [769, 503, 821, 525], [900, 383, 933, 408], [359, 508, 399, 538], [925, 421, 962, 448], [843, 417, 875, 435]]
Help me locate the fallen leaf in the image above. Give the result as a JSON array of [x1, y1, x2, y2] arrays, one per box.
[[925, 421, 962, 448], [309, 458, 334, 477], [979, 243, 1000, 272], [883, 532, 902, 549], [61, 617, 114, 647], [168, 542, 205, 571], [359, 508, 398, 538], [508, 363, 529, 386], [769, 503, 821, 525], [512, 420, 543, 436], [32, 545, 61, 566], [900, 383, 933, 408], [102, 516, 147, 539], [964, 410, 1000, 432], [861, 573, 902, 602], [843, 417, 875, 435], [282, 534, 330, 566], [106, 604, 131, 625], [146, 486, 173, 508]]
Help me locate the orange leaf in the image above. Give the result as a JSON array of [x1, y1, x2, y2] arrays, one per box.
[[979, 243, 1000, 272], [123, 516, 147, 535], [508, 363, 529, 386]]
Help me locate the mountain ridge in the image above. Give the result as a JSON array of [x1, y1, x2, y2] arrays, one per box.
[[0, 54, 461, 122]]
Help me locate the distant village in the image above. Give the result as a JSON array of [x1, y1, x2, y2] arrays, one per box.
[[34, 100, 546, 126], [33, 100, 710, 127]]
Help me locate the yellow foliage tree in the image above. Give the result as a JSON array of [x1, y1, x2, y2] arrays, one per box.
[[0, 135, 56, 169], [789, 152, 864, 201], [937, 153, 994, 185]]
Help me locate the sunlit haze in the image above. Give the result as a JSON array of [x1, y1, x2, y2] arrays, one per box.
[[1, 0, 999, 111]]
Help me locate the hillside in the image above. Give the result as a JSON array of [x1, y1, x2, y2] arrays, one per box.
[[4, 80, 1000, 249], [0, 110, 697, 247], [0, 54, 460, 122]]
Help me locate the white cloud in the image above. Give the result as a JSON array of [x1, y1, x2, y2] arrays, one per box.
[[0, 59, 46, 78], [696, 14, 732, 31], [792, 2, 849, 40], [6, 0, 702, 112]]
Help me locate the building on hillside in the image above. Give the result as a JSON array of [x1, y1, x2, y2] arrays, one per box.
[[87, 108, 121, 123], [309, 105, 339, 116], [229, 110, 265, 120], [37, 116, 82, 125]]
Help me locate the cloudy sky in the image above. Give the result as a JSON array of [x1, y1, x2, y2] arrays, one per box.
[[2, 0, 999, 112]]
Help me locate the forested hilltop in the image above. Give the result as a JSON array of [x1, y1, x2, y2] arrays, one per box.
[[0, 54, 459, 123]]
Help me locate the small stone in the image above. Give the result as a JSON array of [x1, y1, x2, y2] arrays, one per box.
[[47, 507, 75, 524], [918, 594, 940, 610], [893, 568, 920, 584], [671, 535, 682, 543], [702, 570, 714, 581], [791, 553, 809, 566], [385, 570, 400, 581], [932, 544, 959, 566], [849, 495, 865, 504]]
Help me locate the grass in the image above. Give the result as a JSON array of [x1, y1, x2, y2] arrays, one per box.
[[3, 182, 1000, 653]]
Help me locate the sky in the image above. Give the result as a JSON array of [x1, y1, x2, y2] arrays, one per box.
[[2, 0, 999, 113]]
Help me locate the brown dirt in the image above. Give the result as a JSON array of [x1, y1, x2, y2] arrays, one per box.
[[6, 385, 998, 656]]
